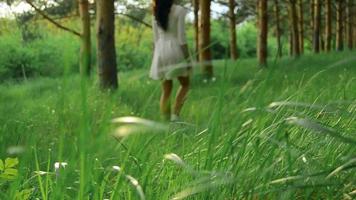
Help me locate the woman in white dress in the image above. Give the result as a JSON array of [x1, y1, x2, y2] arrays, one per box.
[[151, 0, 191, 121]]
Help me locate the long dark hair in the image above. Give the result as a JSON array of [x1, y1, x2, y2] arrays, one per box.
[[153, 0, 174, 31]]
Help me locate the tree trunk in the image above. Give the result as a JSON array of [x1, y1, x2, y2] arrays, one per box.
[[257, 0, 268, 67], [354, 4, 356, 48], [78, 0, 91, 76], [346, 0, 353, 50], [229, 0, 238, 60], [320, 33, 325, 51], [325, 0, 332, 52], [336, 0, 344, 51], [274, 0, 282, 58], [193, 0, 200, 61], [297, 0, 304, 53], [310, 1, 314, 34], [290, 0, 300, 57], [289, 30, 294, 56], [199, 0, 214, 78], [96, 0, 118, 89], [75, 0, 80, 16], [313, 0, 321, 53], [344, 14, 348, 47]]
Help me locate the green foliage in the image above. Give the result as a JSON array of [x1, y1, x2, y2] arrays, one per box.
[[210, 20, 259, 59], [210, 21, 230, 59], [236, 22, 258, 58], [44, 0, 76, 17], [210, 21, 286, 59], [14, 189, 34, 200], [0, 158, 18, 181], [0, 17, 292, 82], [0, 157, 33, 200], [0, 17, 155, 81], [115, 21, 152, 71], [0, 20, 79, 82], [0, 34, 36, 80]]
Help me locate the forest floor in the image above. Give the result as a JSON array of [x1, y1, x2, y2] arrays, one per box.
[[0, 51, 355, 199]]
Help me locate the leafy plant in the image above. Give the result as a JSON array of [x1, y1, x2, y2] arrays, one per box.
[[0, 158, 34, 200], [14, 188, 34, 200], [0, 157, 19, 181]]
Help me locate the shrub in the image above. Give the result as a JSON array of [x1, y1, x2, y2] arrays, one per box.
[[0, 34, 37, 81], [0, 23, 79, 82]]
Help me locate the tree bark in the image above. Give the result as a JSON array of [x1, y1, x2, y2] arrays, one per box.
[[199, 0, 214, 78], [325, 0, 332, 52], [257, 0, 268, 67], [320, 33, 325, 51], [289, 30, 294, 56], [297, 0, 304, 53], [274, 0, 282, 58], [78, 0, 91, 76], [75, 0, 80, 16], [290, 0, 300, 57], [229, 0, 238, 60], [346, 0, 353, 50], [313, 0, 321, 53], [336, 0, 344, 51], [354, 3, 356, 48], [96, 0, 118, 89], [310, 0, 314, 34], [193, 0, 200, 61]]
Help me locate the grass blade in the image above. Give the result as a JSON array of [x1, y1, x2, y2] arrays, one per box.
[[327, 158, 356, 179], [171, 176, 235, 200], [125, 175, 145, 200], [286, 117, 356, 145]]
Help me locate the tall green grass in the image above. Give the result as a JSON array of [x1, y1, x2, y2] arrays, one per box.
[[0, 51, 355, 199]]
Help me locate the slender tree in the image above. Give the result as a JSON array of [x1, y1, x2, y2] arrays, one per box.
[[257, 0, 268, 67], [310, 0, 315, 33], [336, 0, 344, 51], [274, 0, 282, 58], [229, 0, 238, 60], [199, 0, 214, 78], [325, 0, 332, 52], [297, 0, 304, 53], [346, 0, 353, 50], [320, 32, 325, 52], [78, 0, 91, 76], [313, 0, 321, 53], [96, 0, 118, 89], [193, 0, 200, 61], [344, 9, 348, 48], [354, 2, 356, 48], [290, 0, 300, 57], [289, 29, 294, 56]]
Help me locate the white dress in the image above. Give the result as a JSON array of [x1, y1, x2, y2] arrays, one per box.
[[150, 5, 189, 80]]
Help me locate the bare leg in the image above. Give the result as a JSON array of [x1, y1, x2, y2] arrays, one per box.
[[174, 76, 190, 116], [160, 80, 173, 120]]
